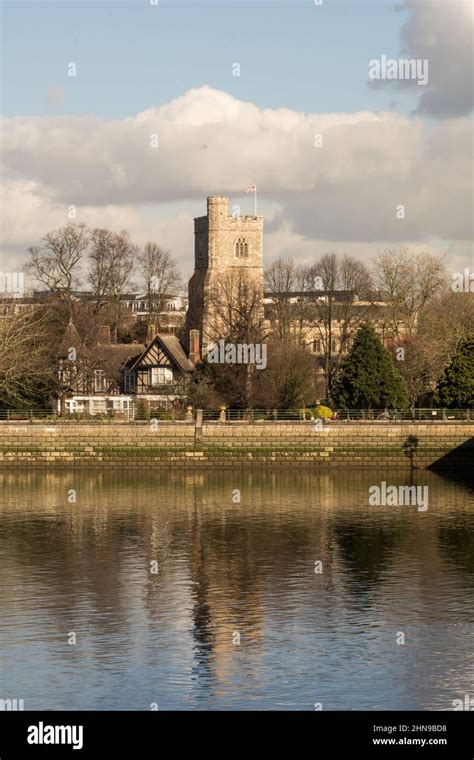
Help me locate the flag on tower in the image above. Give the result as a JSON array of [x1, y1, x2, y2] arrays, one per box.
[[245, 184, 257, 215]]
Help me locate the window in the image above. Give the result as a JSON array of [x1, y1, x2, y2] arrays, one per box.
[[94, 369, 107, 392], [235, 237, 248, 257], [124, 370, 136, 392], [60, 368, 72, 383], [150, 367, 173, 385], [59, 363, 77, 384], [312, 340, 321, 354]]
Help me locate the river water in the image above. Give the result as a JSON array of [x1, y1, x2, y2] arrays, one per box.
[[0, 468, 472, 711]]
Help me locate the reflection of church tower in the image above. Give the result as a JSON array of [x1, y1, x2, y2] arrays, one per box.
[[185, 195, 264, 354]]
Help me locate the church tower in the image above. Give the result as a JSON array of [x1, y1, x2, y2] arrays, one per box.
[[185, 195, 264, 354]]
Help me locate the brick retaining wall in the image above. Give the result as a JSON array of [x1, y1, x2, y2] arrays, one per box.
[[0, 422, 471, 469]]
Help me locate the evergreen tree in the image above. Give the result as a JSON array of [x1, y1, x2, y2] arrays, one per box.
[[435, 336, 474, 408], [331, 323, 407, 409]]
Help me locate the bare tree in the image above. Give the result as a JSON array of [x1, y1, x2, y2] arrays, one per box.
[[25, 223, 89, 315], [207, 269, 264, 344], [206, 270, 266, 407], [253, 339, 317, 409], [87, 229, 135, 341], [373, 248, 447, 338], [0, 310, 52, 406], [302, 252, 373, 399], [137, 242, 182, 325], [395, 290, 474, 407], [264, 258, 308, 341], [88, 228, 114, 312]]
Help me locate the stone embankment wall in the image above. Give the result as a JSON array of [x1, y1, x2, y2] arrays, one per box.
[[0, 422, 471, 469]]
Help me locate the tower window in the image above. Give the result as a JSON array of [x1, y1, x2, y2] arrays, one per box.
[[235, 237, 248, 257]]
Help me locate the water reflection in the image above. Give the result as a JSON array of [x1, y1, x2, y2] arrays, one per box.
[[0, 468, 473, 710]]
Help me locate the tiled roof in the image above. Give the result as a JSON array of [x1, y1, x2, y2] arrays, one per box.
[[158, 334, 195, 372], [126, 334, 195, 373]]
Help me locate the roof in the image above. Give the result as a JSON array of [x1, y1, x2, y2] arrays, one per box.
[[158, 334, 195, 372], [56, 318, 83, 358], [127, 334, 195, 373], [94, 344, 145, 365], [264, 290, 355, 299]]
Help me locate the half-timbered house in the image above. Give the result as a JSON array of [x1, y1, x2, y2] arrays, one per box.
[[57, 324, 197, 416], [123, 333, 195, 402]]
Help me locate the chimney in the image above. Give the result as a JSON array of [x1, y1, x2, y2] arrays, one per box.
[[96, 325, 111, 345], [147, 323, 157, 344], [189, 329, 200, 365]]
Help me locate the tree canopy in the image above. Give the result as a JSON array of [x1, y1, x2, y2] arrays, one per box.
[[331, 323, 407, 409], [435, 337, 474, 408]]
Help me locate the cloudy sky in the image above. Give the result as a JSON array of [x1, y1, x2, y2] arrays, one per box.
[[1, 0, 473, 282]]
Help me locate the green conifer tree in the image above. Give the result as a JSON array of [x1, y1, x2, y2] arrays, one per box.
[[435, 337, 474, 408], [331, 323, 407, 409]]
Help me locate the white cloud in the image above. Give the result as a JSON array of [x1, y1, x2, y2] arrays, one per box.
[[368, 0, 473, 118], [0, 180, 195, 276], [265, 221, 471, 280], [1, 86, 472, 274]]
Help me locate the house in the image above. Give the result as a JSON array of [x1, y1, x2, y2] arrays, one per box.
[[122, 331, 195, 405], [58, 324, 198, 417], [8, 291, 188, 339]]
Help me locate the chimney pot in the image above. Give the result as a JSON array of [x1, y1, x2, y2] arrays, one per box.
[[96, 325, 111, 345], [189, 329, 200, 365]]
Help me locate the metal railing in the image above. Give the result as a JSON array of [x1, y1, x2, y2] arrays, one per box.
[[203, 408, 473, 422], [0, 407, 471, 422], [330, 408, 472, 421], [0, 408, 55, 421]]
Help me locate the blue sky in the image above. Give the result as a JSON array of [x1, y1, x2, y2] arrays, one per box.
[[2, 0, 414, 118], [1, 0, 472, 275]]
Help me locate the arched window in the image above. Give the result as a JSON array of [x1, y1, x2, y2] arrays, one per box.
[[235, 237, 248, 257]]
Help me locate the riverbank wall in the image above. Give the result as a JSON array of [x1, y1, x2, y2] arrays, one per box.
[[0, 422, 472, 469]]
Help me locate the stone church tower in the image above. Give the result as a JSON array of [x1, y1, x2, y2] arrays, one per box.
[[185, 195, 264, 356]]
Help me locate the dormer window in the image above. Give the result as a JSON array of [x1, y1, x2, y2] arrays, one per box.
[[235, 237, 248, 257]]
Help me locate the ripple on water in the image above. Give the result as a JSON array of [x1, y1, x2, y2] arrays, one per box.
[[0, 467, 473, 710]]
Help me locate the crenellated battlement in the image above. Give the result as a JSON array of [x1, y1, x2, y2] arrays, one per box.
[[195, 215, 263, 231]]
